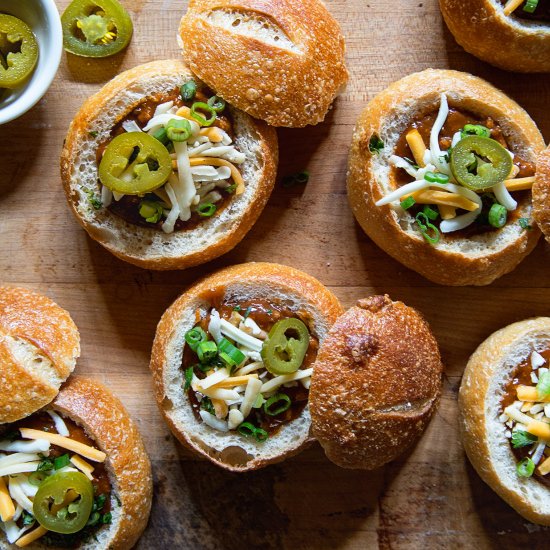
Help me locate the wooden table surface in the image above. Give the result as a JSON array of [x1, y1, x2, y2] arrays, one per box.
[[1, 0, 550, 548]]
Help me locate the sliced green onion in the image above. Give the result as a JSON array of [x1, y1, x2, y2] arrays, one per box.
[[252, 394, 265, 409], [461, 124, 490, 139], [37, 458, 54, 472], [207, 95, 226, 113], [536, 371, 550, 399], [423, 205, 439, 221], [218, 338, 246, 365], [523, 0, 539, 13], [516, 457, 535, 477], [180, 80, 197, 102], [197, 203, 216, 217], [254, 428, 268, 442], [200, 397, 215, 415], [424, 171, 450, 184], [519, 217, 532, 230], [21, 512, 34, 526], [28, 472, 47, 486], [237, 422, 256, 437], [369, 135, 384, 154], [218, 352, 236, 370], [488, 203, 507, 228], [166, 119, 192, 142], [197, 340, 217, 362], [415, 212, 440, 244], [86, 512, 100, 527], [101, 512, 112, 524], [225, 183, 237, 194], [139, 200, 164, 223], [185, 327, 207, 352], [190, 102, 217, 127], [400, 196, 416, 210], [184, 367, 194, 391], [54, 454, 70, 470], [152, 127, 169, 146], [263, 393, 292, 416]]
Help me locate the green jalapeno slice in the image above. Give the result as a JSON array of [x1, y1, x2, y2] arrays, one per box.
[[61, 0, 133, 58], [33, 471, 94, 534], [450, 136, 512, 191], [0, 15, 38, 89], [98, 132, 172, 195], [261, 318, 310, 375]]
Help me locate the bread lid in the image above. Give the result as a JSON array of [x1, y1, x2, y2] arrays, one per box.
[[179, 0, 348, 127], [308, 295, 443, 469], [533, 146, 550, 243], [0, 286, 80, 423]]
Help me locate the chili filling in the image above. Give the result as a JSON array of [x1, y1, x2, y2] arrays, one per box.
[[374, 92, 537, 245], [500, 349, 550, 486], [91, 81, 244, 234], [0, 412, 114, 548], [182, 295, 318, 440], [501, 0, 550, 22]]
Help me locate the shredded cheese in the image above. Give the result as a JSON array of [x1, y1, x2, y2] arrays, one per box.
[[404, 189, 479, 211], [0, 476, 15, 522], [405, 129, 426, 167], [219, 318, 263, 351], [19, 429, 106, 463], [503, 0, 524, 15], [438, 204, 456, 220], [15, 526, 47, 547], [260, 368, 314, 394], [69, 455, 95, 481], [517, 385, 550, 403], [539, 455, 550, 476], [209, 374, 259, 389], [190, 157, 244, 194], [46, 410, 70, 437], [504, 176, 535, 192], [240, 378, 263, 418]]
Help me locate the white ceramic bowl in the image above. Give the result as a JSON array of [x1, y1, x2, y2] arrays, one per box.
[[0, 0, 63, 125]]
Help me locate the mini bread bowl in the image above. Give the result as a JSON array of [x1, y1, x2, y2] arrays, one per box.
[[150, 263, 443, 472], [0, 287, 152, 548], [439, 0, 550, 73]]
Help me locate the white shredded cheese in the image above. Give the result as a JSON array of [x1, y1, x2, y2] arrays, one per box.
[[493, 181, 518, 211], [0, 439, 50, 453], [240, 378, 263, 418], [429, 93, 451, 175], [172, 142, 196, 221], [208, 309, 223, 343], [121, 119, 142, 133], [260, 368, 314, 394], [199, 410, 228, 432], [532, 351, 546, 369], [46, 410, 70, 437], [228, 409, 244, 430], [220, 318, 263, 352], [197, 368, 230, 390]]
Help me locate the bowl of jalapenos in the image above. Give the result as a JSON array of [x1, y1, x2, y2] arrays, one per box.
[[0, 0, 62, 125]]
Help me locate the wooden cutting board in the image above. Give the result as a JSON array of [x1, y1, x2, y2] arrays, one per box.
[[1, 0, 549, 548]]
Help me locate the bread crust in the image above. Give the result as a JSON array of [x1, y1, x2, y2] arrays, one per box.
[[0, 377, 153, 549], [533, 146, 550, 242], [0, 287, 80, 424], [309, 295, 442, 469], [150, 262, 344, 471], [459, 318, 550, 525], [61, 59, 278, 270], [347, 69, 544, 286], [180, 0, 349, 127], [439, 0, 550, 72]]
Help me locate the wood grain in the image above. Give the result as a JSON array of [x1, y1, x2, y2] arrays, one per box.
[[0, 0, 549, 548]]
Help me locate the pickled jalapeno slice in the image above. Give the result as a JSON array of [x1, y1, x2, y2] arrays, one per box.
[[33, 471, 94, 534], [61, 0, 133, 58], [450, 136, 512, 191], [261, 318, 310, 375], [0, 14, 38, 89], [98, 132, 172, 195]]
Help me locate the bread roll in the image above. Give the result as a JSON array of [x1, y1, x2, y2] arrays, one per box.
[[0, 376, 152, 549], [459, 318, 550, 525], [61, 59, 278, 270], [347, 69, 544, 286], [179, 0, 349, 127], [533, 145, 550, 242], [309, 295, 442, 469], [150, 262, 343, 472], [0, 287, 80, 424], [439, 0, 550, 72]]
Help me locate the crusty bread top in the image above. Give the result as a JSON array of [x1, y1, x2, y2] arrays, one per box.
[[439, 0, 550, 73], [180, 0, 349, 127], [534, 146, 550, 243], [347, 68, 544, 286], [150, 262, 344, 471], [310, 295, 443, 470], [51, 377, 153, 550], [459, 318, 550, 525], [60, 59, 278, 270], [0, 287, 80, 424]]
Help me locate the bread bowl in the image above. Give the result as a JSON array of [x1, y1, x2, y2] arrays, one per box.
[[150, 262, 344, 472], [61, 59, 278, 270], [179, 0, 349, 127], [0, 376, 152, 548], [439, 0, 550, 73], [151, 263, 443, 471], [347, 69, 544, 286], [459, 318, 550, 525], [0, 287, 80, 425], [533, 145, 550, 242], [309, 295, 443, 470]]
